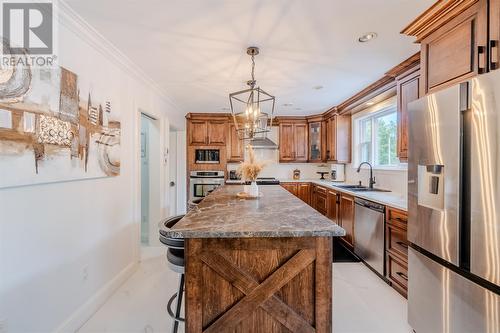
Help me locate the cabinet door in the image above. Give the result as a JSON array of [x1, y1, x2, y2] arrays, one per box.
[[334, 115, 351, 163], [189, 120, 208, 145], [281, 183, 298, 196], [294, 123, 308, 162], [397, 69, 420, 161], [207, 120, 227, 145], [279, 123, 295, 162], [490, 0, 500, 71], [339, 194, 355, 248], [325, 117, 335, 161], [308, 122, 322, 162], [297, 183, 311, 205], [420, 2, 487, 94], [326, 190, 338, 223], [312, 186, 327, 215], [227, 123, 244, 162]]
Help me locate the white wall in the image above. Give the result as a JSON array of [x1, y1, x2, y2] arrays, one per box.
[[0, 3, 183, 332]]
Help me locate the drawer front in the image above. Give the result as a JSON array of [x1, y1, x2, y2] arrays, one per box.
[[386, 224, 409, 261], [314, 185, 327, 196], [387, 207, 408, 226], [315, 194, 327, 215], [388, 254, 408, 294]]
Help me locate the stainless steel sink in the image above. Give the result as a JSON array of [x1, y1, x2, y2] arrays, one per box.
[[335, 184, 391, 193]]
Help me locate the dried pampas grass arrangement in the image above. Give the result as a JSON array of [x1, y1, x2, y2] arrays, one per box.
[[237, 145, 266, 181]]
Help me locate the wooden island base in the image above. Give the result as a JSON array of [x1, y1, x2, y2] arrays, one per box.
[[185, 237, 333, 333]]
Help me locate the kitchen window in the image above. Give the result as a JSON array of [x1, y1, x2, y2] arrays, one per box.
[[354, 105, 399, 168]]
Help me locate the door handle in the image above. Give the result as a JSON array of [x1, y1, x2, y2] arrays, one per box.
[[490, 40, 499, 70], [170, 181, 175, 187], [396, 241, 408, 249], [478, 45, 487, 74], [396, 271, 408, 281]]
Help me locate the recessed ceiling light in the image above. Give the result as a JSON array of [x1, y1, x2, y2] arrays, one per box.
[[366, 101, 375, 106], [358, 32, 378, 43], [313, 85, 323, 90], [283, 103, 293, 107]]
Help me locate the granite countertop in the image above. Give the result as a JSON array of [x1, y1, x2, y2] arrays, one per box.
[[279, 179, 407, 211], [162, 185, 345, 239]]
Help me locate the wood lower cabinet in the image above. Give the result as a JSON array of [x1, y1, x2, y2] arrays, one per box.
[[312, 185, 328, 215], [227, 123, 244, 162], [385, 206, 409, 298], [281, 183, 298, 196], [279, 121, 308, 163], [326, 189, 339, 223], [297, 183, 311, 205], [281, 182, 311, 205], [396, 66, 419, 161], [339, 194, 355, 248]]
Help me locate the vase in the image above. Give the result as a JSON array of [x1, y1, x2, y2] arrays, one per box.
[[249, 181, 259, 197]]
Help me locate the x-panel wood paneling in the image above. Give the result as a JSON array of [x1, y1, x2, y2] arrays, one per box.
[[185, 237, 332, 333]]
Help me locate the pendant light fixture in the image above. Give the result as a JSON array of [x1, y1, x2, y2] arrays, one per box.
[[229, 47, 276, 140]]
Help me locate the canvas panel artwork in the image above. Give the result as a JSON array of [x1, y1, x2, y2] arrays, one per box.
[[0, 38, 121, 188]]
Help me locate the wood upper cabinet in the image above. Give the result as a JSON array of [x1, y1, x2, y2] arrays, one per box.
[[227, 123, 244, 162], [279, 121, 308, 163], [396, 67, 420, 161], [297, 183, 311, 205], [490, 0, 500, 71], [308, 121, 323, 162], [339, 193, 355, 248], [325, 115, 351, 163], [188, 117, 228, 146], [403, 0, 488, 95], [189, 120, 209, 145], [207, 120, 227, 145], [326, 189, 339, 223]]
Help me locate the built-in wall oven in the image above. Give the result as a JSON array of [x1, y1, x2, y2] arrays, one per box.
[[189, 170, 224, 199]]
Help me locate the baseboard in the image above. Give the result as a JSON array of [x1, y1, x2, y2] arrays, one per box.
[[54, 261, 138, 333]]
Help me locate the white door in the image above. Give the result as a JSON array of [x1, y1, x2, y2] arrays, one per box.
[[169, 129, 178, 215]]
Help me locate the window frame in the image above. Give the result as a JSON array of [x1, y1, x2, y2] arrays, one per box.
[[352, 102, 406, 171]]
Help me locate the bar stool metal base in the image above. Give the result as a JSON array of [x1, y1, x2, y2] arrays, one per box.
[[167, 274, 185, 333]]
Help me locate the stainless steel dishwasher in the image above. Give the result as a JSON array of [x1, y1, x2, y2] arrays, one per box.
[[354, 198, 385, 276]]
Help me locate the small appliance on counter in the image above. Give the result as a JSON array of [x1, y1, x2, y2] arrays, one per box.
[[229, 170, 240, 180], [293, 169, 301, 180], [330, 164, 345, 182]]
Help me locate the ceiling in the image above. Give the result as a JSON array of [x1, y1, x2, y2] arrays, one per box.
[[65, 0, 435, 117]]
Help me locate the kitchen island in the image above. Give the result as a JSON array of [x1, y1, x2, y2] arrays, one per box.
[[163, 185, 345, 333]]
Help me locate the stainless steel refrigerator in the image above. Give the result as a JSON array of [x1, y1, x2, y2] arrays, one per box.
[[407, 70, 500, 333]]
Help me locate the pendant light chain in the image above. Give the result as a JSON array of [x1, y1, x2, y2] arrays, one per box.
[[250, 54, 256, 88]]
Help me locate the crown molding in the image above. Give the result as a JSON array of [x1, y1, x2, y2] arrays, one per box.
[[401, 0, 478, 42], [56, 0, 182, 112]]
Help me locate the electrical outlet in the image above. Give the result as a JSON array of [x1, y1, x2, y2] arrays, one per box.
[[83, 266, 89, 281], [0, 318, 8, 333]]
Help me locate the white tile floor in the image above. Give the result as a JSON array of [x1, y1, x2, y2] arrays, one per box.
[[78, 256, 412, 333]]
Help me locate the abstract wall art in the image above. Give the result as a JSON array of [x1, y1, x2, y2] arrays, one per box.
[[0, 38, 121, 188]]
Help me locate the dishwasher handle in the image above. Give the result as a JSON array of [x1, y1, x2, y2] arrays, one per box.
[[354, 197, 385, 213]]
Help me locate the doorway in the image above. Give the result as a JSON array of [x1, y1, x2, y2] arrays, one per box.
[[140, 113, 160, 246]]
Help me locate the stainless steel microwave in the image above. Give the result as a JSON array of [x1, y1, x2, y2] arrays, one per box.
[[195, 149, 220, 164]]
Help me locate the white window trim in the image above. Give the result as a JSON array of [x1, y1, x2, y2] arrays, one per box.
[[351, 97, 407, 171]]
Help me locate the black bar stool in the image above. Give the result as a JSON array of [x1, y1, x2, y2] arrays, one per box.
[[159, 215, 185, 333]]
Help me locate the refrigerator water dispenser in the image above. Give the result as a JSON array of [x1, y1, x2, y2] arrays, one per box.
[[418, 165, 444, 210]]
